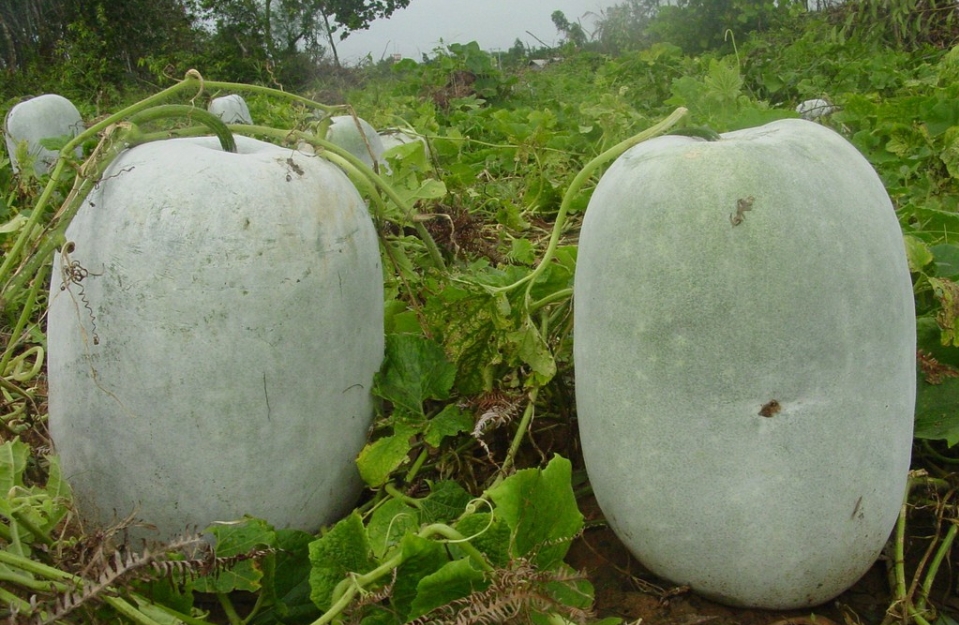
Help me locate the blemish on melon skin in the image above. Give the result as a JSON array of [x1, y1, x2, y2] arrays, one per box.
[[730, 196, 755, 226], [758, 399, 781, 418], [851, 496, 863, 520]]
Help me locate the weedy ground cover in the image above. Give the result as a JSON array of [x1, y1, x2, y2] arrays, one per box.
[[3, 17, 959, 624]]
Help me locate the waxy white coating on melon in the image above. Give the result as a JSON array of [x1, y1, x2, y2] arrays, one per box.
[[208, 94, 254, 124], [574, 119, 915, 608], [326, 115, 386, 169], [48, 135, 383, 541], [4, 94, 84, 175]]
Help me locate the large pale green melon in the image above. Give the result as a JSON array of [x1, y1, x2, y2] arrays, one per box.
[[574, 119, 915, 608], [4, 94, 84, 175], [48, 135, 383, 542]]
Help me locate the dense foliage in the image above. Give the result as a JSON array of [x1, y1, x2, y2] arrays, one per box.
[[3, 1, 959, 624], [0, 0, 411, 99]]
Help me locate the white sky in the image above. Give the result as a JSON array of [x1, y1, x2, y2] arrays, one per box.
[[336, 0, 614, 64]]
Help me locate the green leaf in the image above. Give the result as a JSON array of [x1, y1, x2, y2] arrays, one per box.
[[0, 214, 28, 234], [452, 512, 511, 568], [542, 564, 595, 610], [136, 581, 194, 619], [920, 97, 959, 136], [374, 334, 456, 416], [367, 498, 420, 559], [424, 266, 545, 395], [914, 206, 959, 237], [905, 235, 934, 273], [43, 455, 72, 504], [383, 138, 426, 167], [0, 438, 28, 495], [929, 277, 959, 346], [391, 534, 451, 620], [932, 244, 959, 278], [528, 246, 576, 302], [423, 404, 473, 447], [206, 517, 276, 557], [131, 594, 191, 625], [424, 276, 511, 394], [194, 517, 276, 593], [703, 57, 743, 106], [508, 238, 537, 264], [309, 512, 375, 611], [37, 135, 72, 152], [419, 481, 473, 525], [356, 423, 418, 487], [266, 529, 318, 622], [915, 374, 959, 446], [404, 179, 448, 204], [357, 608, 398, 624], [942, 124, 959, 178], [195, 557, 262, 595], [506, 319, 557, 387], [486, 456, 583, 568], [918, 316, 959, 367], [407, 557, 487, 619]]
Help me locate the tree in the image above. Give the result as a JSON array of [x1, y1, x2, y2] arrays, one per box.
[[593, 0, 663, 54], [61, 0, 197, 82], [320, 0, 410, 35], [0, 0, 198, 99], [0, 0, 66, 72], [647, 0, 801, 53], [551, 10, 588, 48], [193, 0, 411, 74]]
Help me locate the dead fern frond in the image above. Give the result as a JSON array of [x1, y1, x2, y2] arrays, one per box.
[[917, 349, 959, 384], [35, 532, 209, 625], [342, 568, 399, 625], [470, 391, 524, 462], [408, 559, 593, 625]]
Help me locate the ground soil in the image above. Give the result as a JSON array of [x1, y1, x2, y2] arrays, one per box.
[[566, 496, 958, 625]]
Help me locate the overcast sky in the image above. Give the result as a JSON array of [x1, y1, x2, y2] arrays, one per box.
[[336, 0, 614, 64]]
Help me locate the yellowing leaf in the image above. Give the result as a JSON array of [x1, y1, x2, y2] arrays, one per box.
[[357, 423, 418, 487], [930, 277, 959, 346], [904, 235, 934, 273]]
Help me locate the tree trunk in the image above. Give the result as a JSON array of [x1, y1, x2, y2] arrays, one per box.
[[320, 9, 340, 68], [264, 0, 275, 61]]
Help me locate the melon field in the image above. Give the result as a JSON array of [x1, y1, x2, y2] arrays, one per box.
[[3, 4, 959, 624]]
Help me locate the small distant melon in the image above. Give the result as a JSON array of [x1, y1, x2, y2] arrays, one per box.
[[326, 115, 386, 170], [208, 94, 254, 124], [4, 94, 84, 175]]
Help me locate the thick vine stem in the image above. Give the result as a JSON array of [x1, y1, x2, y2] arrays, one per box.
[[0, 550, 166, 625], [179, 70, 341, 115], [0, 586, 32, 616], [226, 123, 447, 272], [0, 273, 43, 375], [917, 522, 957, 614], [0, 69, 351, 307], [0, 70, 447, 312], [127, 104, 236, 153], [490, 387, 540, 489], [310, 523, 494, 625], [885, 472, 959, 625], [489, 106, 688, 299]]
